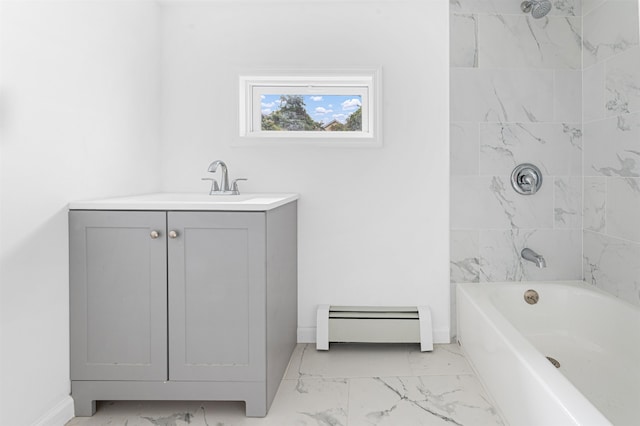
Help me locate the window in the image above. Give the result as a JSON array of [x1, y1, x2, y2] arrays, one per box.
[[238, 69, 381, 146]]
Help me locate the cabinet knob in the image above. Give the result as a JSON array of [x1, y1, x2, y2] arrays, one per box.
[[150, 230, 160, 239], [169, 230, 178, 239]]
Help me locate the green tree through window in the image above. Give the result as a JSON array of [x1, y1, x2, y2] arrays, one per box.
[[260, 95, 362, 132], [261, 95, 323, 131], [345, 106, 362, 131]]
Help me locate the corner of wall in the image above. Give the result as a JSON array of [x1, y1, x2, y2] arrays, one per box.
[[31, 396, 74, 426]]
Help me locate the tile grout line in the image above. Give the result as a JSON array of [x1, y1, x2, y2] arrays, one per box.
[[345, 376, 351, 426]]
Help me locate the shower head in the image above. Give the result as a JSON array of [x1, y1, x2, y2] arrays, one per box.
[[521, 0, 552, 18]]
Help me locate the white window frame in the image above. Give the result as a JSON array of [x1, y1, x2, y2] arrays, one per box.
[[237, 68, 382, 147]]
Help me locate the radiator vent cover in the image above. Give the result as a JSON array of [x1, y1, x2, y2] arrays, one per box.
[[316, 305, 433, 352]]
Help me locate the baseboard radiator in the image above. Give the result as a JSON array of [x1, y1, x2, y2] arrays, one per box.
[[316, 305, 433, 352]]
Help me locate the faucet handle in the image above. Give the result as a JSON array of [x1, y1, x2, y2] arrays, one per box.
[[201, 177, 220, 194], [231, 178, 247, 195]]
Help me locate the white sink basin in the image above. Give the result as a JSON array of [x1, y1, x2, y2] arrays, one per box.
[[69, 193, 299, 211]]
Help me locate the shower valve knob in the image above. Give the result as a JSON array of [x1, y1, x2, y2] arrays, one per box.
[[511, 163, 543, 195]]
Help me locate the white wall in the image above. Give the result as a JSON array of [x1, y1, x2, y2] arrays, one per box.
[[0, 0, 449, 422], [159, 0, 451, 341], [0, 1, 160, 424], [448, 0, 583, 337], [582, 0, 640, 307]]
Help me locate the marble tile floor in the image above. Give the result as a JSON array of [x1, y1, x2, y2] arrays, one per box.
[[66, 343, 505, 426]]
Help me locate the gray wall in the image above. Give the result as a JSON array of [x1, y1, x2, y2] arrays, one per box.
[[582, 0, 640, 307]]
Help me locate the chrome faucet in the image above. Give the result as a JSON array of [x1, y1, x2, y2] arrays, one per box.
[[521, 248, 546, 268], [202, 160, 247, 195], [208, 160, 229, 192]]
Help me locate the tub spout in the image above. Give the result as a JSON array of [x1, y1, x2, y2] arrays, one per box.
[[521, 248, 546, 268]]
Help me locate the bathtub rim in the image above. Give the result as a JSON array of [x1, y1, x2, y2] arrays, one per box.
[[456, 280, 613, 426], [462, 280, 640, 313]]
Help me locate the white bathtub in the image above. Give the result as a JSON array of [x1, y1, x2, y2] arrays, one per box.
[[457, 281, 640, 426]]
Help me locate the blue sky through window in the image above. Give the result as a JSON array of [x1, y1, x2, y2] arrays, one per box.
[[261, 94, 362, 125]]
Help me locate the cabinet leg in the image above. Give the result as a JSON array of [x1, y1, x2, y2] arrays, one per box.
[[72, 395, 96, 417], [244, 397, 267, 417]]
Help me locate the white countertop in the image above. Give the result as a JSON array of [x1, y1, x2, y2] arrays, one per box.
[[69, 193, 299, 212]]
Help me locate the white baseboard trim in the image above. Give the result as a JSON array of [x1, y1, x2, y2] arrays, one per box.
[[297, 327, 317, 343], [298, 327, 451, 344], [432, 328, 451, 344], [32, 395, 74, 426]]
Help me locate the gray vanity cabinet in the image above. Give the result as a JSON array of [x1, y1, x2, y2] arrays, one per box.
[[69, 202, 297, 418], [167, 211, 265, 382], [69, 211, 168, 381]]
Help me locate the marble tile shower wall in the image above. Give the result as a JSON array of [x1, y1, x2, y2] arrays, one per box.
[[582, 0, 640, 307], [449, 0, 584, 295]]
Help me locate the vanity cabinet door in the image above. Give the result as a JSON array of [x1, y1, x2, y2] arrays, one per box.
[[167, 211, 266, 382], [69, 211, 168, 381]]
